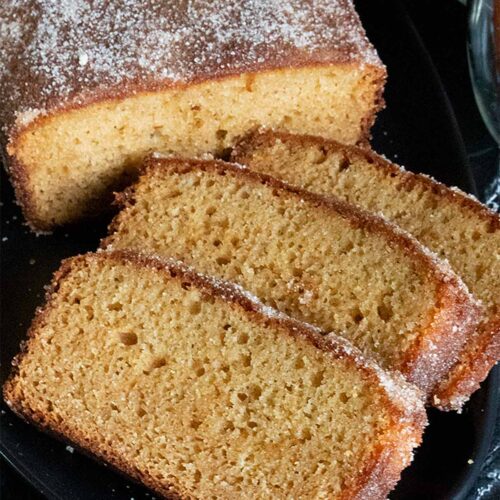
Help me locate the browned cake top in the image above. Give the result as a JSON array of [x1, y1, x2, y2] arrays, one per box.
[[0, 0, 383, 138]]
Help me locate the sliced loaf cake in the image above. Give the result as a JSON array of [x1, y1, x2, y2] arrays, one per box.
[[231, 130, 500, 410], [3, 251, 426, 499], [102, 157, 481, 404]]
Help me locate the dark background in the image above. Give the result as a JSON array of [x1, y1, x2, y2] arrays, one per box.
[[403, 1, 499, 497], [1, 0, 499, 498]]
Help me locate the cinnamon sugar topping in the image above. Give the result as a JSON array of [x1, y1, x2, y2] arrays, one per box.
[[0, 0, 382, 132]]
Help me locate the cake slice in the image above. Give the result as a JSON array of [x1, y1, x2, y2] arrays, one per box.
[[103, 157, 481, 403], [231, 129, 500, 410], [3, 251, 426, 499], [0, 0, 385, 232]]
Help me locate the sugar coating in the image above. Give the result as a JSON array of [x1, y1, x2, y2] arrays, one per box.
[[0, 0, 382, 133]]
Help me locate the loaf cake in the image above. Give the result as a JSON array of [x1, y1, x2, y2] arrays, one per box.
[[103, 157, 481, 403], [231, 130, 500, 410], [3, 251, 426, 499], [0, 0, 385, 232]]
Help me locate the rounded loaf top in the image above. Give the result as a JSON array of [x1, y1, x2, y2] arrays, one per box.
[[0, 0, 383, 133]]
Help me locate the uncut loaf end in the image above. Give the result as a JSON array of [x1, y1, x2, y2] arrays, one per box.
[[1, 0, 385, 232]]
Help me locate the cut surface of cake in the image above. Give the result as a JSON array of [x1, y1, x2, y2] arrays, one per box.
[[231, 129, 500, 410], [3, 251, 426, 499], [0, 0, 385, 231], [103, 157, 481, 402]]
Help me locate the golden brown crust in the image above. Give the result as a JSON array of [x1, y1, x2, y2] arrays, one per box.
[[3, 250, 426, 499], [104, 156, 482, 402], [231, 129, 500, 410], [356, 66, 387, 144], [399, 277, 482, 396], [433, 318, 500, 410], [344, 442, 411, 500]]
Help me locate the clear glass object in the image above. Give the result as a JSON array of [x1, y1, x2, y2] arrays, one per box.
[[468, 0, 500, 145], [467, 0, 499, 212]]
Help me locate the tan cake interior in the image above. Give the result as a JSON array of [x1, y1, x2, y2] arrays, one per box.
[[10, 65, 383, 229], [232, 136, 500, 319], [7, 256, 410, 499], [104, 164, 443, 372]]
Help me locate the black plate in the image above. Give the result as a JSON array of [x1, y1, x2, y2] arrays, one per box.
[[1, 1, 498, 498]]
